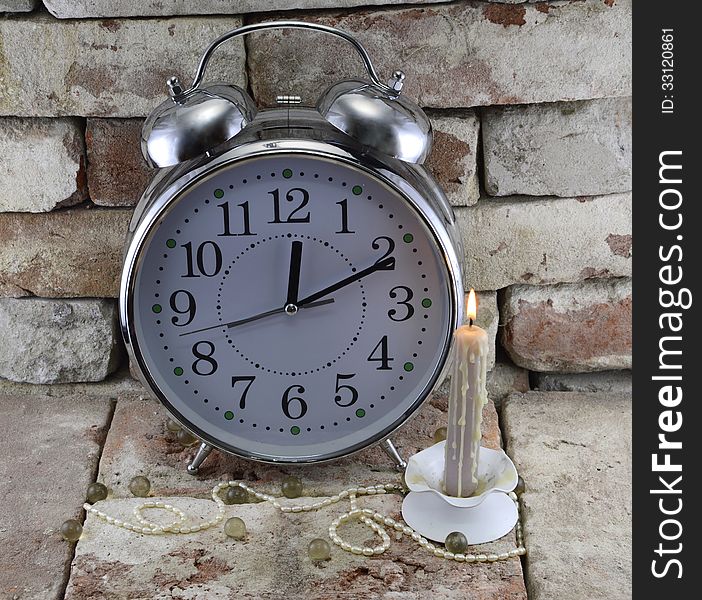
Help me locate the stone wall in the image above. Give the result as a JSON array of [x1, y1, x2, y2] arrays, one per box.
[[0, 0, 632, 388]]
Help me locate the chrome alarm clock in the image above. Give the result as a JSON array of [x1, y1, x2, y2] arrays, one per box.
[[120, 21, 464, 473]]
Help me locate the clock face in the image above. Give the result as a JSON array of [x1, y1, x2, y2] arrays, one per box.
[[129, 153, 456, 461]]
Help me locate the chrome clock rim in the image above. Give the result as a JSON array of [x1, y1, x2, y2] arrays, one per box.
[[120, 142, 463, 464]]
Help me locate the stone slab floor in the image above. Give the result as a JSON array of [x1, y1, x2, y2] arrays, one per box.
[[0, 377, 631, 600]]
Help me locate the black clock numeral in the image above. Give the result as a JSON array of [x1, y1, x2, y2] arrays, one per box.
[[388, 286, 414, 322], [268, 188, 311, 224], [231, 376, 255, 409], [334, 373, 359, 407], [371, 236, 395, 269], [169, 290, 196, 326], [218, 201, 255, 236], [367, 336, 394, 371], [282, 384, 307, 419], [192, 341, 218, 376], [335, 199, 355, 234], [181, 241, 222, 278]]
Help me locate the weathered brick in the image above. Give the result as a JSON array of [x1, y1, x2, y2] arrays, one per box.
[[502, 392, 631, 599], [41, 0, 559, 19], [43, 0, 447, 18], [248, 0, 631, 108], [0, 15, 245, 117], [0, 392, 113, 600], [456, 193, 631, 291], [0, 0, 37, 11], [472, 290, 498, 370], [86, 119, 152, 206], [487, 359, 530, 404], [0, 117, 87, 212], [500, 278, 632, 372], [426, 112, 480, 206], [0, 208, 131, 297], [0, 298, 122, 383], [66, 494, 525, 599], [533, 370, 631, 394], [483, 97, 632, 197], [0, 367, 144, 397]]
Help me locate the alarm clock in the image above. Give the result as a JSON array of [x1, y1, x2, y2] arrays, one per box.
[[119, 21, 464, 474]]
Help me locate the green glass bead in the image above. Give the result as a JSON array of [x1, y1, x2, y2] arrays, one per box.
[[60, 519, 83, 542], [176, 429, 198, 447], [433, 426, 447, 443], [224, 486, 248, 505], [445, 531, 468, 554], [86, 482, 108, 504], [166, 419, 182, 433], [515, 476, 526, 496], [224, 517, 246, 540], [128, 475, 151, 498], [308, 538, 331, 561], [281, 475, 303, 499]]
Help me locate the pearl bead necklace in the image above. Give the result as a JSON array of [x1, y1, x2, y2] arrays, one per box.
[[84, 481, 526, 562], [83, 496, 225, 535]]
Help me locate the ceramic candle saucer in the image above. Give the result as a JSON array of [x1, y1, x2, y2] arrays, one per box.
[[402, 488, 518, 544], [404, 441, 518, 507], [401, 441, 519, 543]]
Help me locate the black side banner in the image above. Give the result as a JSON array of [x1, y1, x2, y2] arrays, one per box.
[[633, 2, 701, 595]]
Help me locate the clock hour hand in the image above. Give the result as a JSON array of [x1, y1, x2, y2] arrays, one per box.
[[286, 240, 303, 306], [297, 256, 395, 307], [178, 298, 335, 337]]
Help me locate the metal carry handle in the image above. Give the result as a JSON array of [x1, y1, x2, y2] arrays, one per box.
[[170, 20, 401, 100]]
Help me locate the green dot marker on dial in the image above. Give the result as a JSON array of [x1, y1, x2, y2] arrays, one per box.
[[421, 298, 432, 308], [283, 168, 293, 179], [290, 426, 301, 435], [352, 185, 363, 195], [355, 408, 366, 418], [166, 238, 176, 249], [224, 411, 234, 420], [214, 188, 224, 199], [152, 304, 162, 313], [403, 233, 414, 243], [173, 367, 183, 376], [403, 362, 414, 372]]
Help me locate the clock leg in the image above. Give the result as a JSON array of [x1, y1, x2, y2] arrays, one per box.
[[381, 438, 407, 472], [187, 442, 214, 475]]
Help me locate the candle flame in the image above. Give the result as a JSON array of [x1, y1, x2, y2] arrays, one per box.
[[467, 288, 477, 322]]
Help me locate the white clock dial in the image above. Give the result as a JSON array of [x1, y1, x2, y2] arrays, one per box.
[[130, 153, 455, 461]]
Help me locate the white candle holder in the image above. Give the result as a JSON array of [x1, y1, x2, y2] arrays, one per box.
[[401, 441, 519, 544]]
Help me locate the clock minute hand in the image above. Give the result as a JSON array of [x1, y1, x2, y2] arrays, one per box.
[[297, 256, 395, 307], [226, 298, 335, 329], [178, 298, 335, 337]]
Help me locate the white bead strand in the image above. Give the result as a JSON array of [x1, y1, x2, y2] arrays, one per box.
[[82, 479, 526, 562]]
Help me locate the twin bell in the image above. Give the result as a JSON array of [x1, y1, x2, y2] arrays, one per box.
[[141, 21, 433, 169]]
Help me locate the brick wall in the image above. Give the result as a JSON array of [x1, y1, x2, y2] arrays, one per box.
[[0, 0, 632, 386]]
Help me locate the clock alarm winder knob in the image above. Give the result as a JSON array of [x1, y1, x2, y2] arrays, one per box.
[[316, 71, 432, 165], [141, 81, 257, 168]]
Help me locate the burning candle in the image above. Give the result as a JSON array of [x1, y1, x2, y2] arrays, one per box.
[[443, 289, 489, 497]]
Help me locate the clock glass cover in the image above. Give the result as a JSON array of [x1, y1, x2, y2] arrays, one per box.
[[130, 153, 454, 461]]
